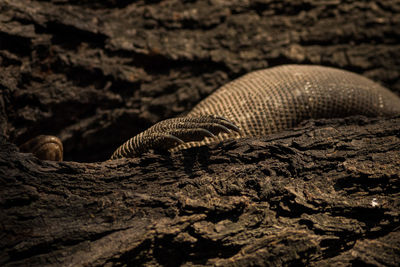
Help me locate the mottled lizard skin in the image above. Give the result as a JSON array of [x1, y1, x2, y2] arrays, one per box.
[[111, 65, 400, 159]]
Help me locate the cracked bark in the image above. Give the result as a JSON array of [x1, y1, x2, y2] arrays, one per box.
[[1, 0, 400, 266], [1, 116, 400, 266]]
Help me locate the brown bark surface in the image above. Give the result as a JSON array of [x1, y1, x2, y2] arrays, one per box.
[[1, 116, 400, 266], [1, 0, 400, 266]]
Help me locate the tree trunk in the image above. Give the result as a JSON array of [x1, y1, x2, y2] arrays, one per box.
[[1, 0, 400, 266]]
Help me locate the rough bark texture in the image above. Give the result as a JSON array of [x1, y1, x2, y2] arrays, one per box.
[[1, 116, 400, 266], [1, 0, 400, 266]]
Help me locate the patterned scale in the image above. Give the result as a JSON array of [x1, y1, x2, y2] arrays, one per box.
[[189, 65, 399, 133], [111, 65, 400, 158]]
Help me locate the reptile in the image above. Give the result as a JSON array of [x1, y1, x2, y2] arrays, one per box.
[[19, 65, 400, 161]]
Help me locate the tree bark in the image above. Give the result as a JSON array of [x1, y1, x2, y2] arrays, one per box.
[[1, 116, 400, 266], [1, 0, 400, 266]]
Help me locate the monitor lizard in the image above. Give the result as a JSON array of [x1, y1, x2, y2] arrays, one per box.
[[19, 65, 400, 161]]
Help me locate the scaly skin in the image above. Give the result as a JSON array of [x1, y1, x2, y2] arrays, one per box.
[[19, 65, 400, 160], [111, 65, 400, 159]]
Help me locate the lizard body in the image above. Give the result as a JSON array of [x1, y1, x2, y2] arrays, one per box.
[[111, 65, 400, 159], [18, 65, 400, 160]]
